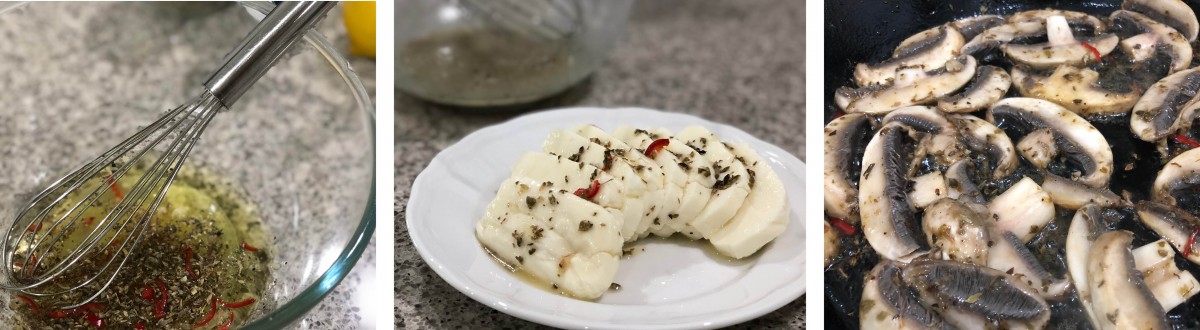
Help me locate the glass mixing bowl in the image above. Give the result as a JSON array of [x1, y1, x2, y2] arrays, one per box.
[[0, 2, 375, 328], [395, 0, 632, 107]]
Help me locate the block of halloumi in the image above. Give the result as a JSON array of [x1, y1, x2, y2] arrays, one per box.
[[573, 125, 669, 239], [543, 129, 651, 242], [511, 152, 642, 243], [675, 126, 752, 238], [708, 142, 789, 258], [475, 178, 622, 299]]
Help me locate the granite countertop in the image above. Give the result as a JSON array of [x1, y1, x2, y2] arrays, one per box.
[[394, 0, 805, 328]]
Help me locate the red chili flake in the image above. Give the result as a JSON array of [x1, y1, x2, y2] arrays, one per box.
[[46, 309, 73, 318], [81, 302, 104, 312], [184, 248, 198, 280], [241, 242, 260, 252], [16, 295, 39, 314], [220, 297, 257, 309], [1081, 42, 1102, 63], [27, 223, 41, 233], [135, 322, 145, 330], [15, 253, 39, 271], [828, 217, 857, 236], [194, 297, 218, 327], [85, 310, 104, 328], [84, 217, 95, 226], [218, 312, 234, 330], [153, 279, 168, 319], [1174, 134, 1200, 149], [1185, 226, 1199, 259], [644, 139, 670, 158], [103, 175, 125, 200], [573, 180, 602, 200], [140, 285, 155, 301]]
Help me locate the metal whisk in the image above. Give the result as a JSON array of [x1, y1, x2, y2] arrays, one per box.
[[0, 1, 336, 308]]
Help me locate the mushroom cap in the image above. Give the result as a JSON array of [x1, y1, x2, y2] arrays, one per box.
[[1002, 34, 1119, 69], [1112, 10, 1193, 73], [948, 114, 1019, 179], [987, 97, 1114, 188], [1124, 0, 1200, 42], [1135, 201, 1200, 266], [859, 123, 930, 262], [949, 15, 1006, 41], [844, 56, 977, 114], [1130, 67, 1200, 141], [855, 26, 966, 87], [902, 258, 1051, 328], [1086, 230, 1170, 330], [1152, 146, 1200, 206], [1011, 64, 1139, 116], [823, 113, 876, 220], [938, 65, 1012, 113]]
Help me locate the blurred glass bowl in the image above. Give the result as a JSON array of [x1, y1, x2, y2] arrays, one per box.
[[396, 0, 633, 107], [0, 2, 374, 328]]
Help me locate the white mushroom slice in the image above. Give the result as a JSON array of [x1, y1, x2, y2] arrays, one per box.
[[1130, 67, 1200, 141], [859, 261, 954, 329], [1016, 128, 1057, 169], [708, 142, 789, 259], [1112, 10, 1193, 73], [822, 114, 876, 221], [949, 15, 1006, 41], [860, 123, 929, 262], [841, 56, 977, 114], [543, 129, 652, 241], [1132, 239, 1200, 311], [1011, 65, 1139, 116], [675, 126, 752, 238], [986, 231, 1070, 299], [1152, 147, 1200, 206], [1041, 172, 1125, 209], [1086, 231, 1169, 330], [572, 125, 669, 240], [923, 198, 990, 265], [475, 178, 622, 299], [948, 115, 1019, 179], [944, 159, 985, 204], [1124, 0, 1199, 41], [1066, 204, 1117, 327], [854, 26, 965, 87], [1135, 201, 1200, 265], [937, 65, 1012, 113], [987, 177, 1054, 243], [1121, 33, 1160, 62], [962, 21, 1047, 55], [1009, 9, 1107, 32], [902, 259, 1051, 329], [987, 97, 1114, 188], [1002, 16, 1118, 69], [882, 106, 967, 165], [824, 220, 838, 268], [908, 172, 947, 209]]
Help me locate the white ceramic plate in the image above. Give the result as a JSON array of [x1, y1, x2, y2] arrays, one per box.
[[407, 107, 806, 329]]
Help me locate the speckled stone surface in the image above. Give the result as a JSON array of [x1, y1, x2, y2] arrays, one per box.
[[0, 3, 376, 329], [394, 1, 805, 328]]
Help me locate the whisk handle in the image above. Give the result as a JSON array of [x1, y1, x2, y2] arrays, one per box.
[[203, 1, 338, 107]]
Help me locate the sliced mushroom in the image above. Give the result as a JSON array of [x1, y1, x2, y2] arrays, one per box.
[[883, 106, 968, 165], [987, 231, 1071, 299], [1130, 67, 1200, 141], [909, 172, 948, 209], [823, 113, 877, 221], [859, 123, 929, 262], [902, 259, 1051, 329], [1086, 230, 1169, 330], [1009, 9, 1107, 32], [988, 177, 1054, 243], [860, 261, 954, 329], [948, 115, 1019, 179], [923, 198, 990, 265], [1016, 128, 1058, 169], [950, 15, 1006, 41], [1011, 64, 1139, 116], [1151, 147, 1200, 205], [1132, 239, 1200, 311], [1121, 32, 1161, 62], [962, 21, 1047, 56], [1040, 172, 1125, 209], [1124, 0, 1199, 42], [988, 97, 1114, 188], [945, 159, 985, 204], [855, 26, 965, 87], [1065, 204, 1119, 327], [1002, 15, 1118, 69], [1135, 201, 1200, 265], [840, 56, 977, 114], [1112, 10, 1193, 73], [938, 65, 1012, 113]]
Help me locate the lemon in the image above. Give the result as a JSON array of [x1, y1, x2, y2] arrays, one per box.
[[342, 2, 375, 58]]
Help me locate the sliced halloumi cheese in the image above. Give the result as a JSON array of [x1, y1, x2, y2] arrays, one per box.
[[543, 129, 651, 242], [642, 127, 719, 239], [511, 152, 640, 242], [613, 126, 690, 238], [573, 125, 669, 240], [675, 126, 752, 238], [475, 177, 622, 299], [708, 142, 789, 258]]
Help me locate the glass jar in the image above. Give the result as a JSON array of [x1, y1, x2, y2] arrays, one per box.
[[396, 0, 632, 107]]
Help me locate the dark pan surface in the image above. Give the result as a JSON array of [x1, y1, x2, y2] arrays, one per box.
[[824, 1, 1200, 329]]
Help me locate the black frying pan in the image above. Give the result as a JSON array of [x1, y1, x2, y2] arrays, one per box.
[[824, 1, 1200, 328]]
